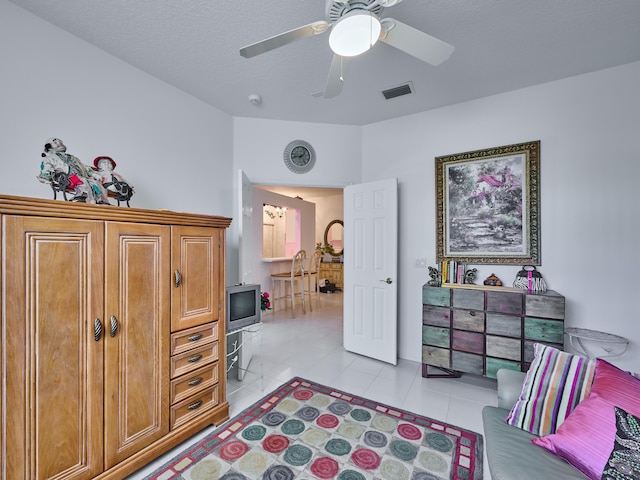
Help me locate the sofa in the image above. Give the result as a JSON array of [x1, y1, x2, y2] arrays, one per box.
[[482, 368, 587, 480]]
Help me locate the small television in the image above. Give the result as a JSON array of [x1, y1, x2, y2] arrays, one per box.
[[226, 284, 261, 333]]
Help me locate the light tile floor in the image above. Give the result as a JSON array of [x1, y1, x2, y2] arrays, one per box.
[[128, 292, 498, 479]]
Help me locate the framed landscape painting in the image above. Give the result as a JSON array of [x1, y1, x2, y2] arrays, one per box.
[[435, 140, 541, 265]]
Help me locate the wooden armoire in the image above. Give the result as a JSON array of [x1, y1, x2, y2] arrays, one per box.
[[0, 195, 231, 480]]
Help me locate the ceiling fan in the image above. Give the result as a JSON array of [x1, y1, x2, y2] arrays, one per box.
[[239, 0, 455, 98]]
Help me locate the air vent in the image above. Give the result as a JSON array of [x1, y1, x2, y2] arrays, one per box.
[[381, 82, 414, 100]]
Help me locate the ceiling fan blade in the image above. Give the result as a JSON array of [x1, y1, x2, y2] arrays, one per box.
[[323, 54, 348, 98], [240, 21, 330, 58], [379, 18, 454, 66]]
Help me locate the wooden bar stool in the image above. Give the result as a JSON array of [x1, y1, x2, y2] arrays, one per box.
[[304, 249, 322, 311], [271, 250, 307, 317]]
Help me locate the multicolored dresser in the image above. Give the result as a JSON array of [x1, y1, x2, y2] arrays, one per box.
[[422, 284, 565, 378]]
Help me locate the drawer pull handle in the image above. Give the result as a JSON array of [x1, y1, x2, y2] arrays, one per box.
[[188, 377, 203, 386], [94, 318, 103, 341], [188, 354, 203, 363], [188, 334, 203, 342], [174, 269, 182, 287], [469, 311, 476, 317], [110, 315, 118, 337], [188, 400, 203, 410]]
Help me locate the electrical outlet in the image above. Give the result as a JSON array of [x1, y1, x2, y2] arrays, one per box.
[[415, 258, 428, 268]]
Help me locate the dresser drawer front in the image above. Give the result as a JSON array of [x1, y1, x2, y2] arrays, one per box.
[[486, 314, 522, 338], [524, 318, 564, 343], [451, 351, 483, 375], [452, 289, 484, 310], [171, 342, 218, 379], [423, 326, 450, 348], [171, 322, 218, 356], [171, 385, 219, 429], [486, 357, 521, 379], [170, 363, 218, 405], [486, 291, 523, 315], [422, 285, 450, 307], [452, 330, 484, 355], [486, 335, 521, 361], [422, 305, 450, 327], [422, 346, 450, 369], [526, 294, 565, 319], [452, 309, 484, 332]]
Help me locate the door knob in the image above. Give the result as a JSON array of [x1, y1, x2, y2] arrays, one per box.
[[380, 278, 393, 284]]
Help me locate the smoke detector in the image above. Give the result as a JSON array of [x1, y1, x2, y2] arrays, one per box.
[[248, 94, 262, 106]]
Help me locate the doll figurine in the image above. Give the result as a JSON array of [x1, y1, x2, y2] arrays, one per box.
[[38, 137, 110, 204], [93, 156, 134, 206]]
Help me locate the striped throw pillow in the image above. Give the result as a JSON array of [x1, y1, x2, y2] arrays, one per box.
[[505, 343, 596, 435]]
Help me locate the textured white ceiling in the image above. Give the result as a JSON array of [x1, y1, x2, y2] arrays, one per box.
[[9, 0, 640, 125]]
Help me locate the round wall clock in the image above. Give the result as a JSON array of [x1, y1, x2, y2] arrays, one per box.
[[283, 140, 316, 174]]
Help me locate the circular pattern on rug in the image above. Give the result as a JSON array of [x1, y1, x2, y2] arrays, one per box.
[[328, 401, 352, 416], [316, 414, 340, 429], [308, 395, 331, 408], [277, 399, 301, 414], [325, 438, 352, 456], [389, 440, 418, 461], [296, 406, 320, 422], [310, 456, 340, 479], [397, 423, 422, 441], [338, 470, 366, 480], [363, 430, 388, 448], [371, 414, 397, 432], [411, 472, 440, 480], [281, 419, 305, 436], [189, 458, 223, 480], [351, 448, 381, 470], [262, 464, 295, 480], [283, 444, 313, 466], [301, 427, 329, 446], [293, 389, 314, 401], [237, 451, 268, 474], [219, 472, 249, 480], [262, 434, 290, 454], [219, 440, 249, 461], [424, 432, 454, 452], [338, 422, 366, 440], [379, 458, 410, 480], [350, 408, 372, 422], [417, 451, 448, 473], [262, 411, 287, 427], [241, 425, 266, 441]]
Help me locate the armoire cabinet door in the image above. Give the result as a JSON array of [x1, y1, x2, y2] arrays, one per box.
[[103, 222, 170, 468], [170, 226, 222, 332], [2, 216, 104, 480]]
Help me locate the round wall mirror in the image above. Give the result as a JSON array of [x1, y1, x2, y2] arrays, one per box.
[[324, 219, 344, 256]]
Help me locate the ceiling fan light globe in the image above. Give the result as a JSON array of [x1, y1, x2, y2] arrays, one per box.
[[329, 11, 381, 57]]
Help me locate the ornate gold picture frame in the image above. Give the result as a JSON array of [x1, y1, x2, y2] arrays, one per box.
[[435, 140, 541, 265]]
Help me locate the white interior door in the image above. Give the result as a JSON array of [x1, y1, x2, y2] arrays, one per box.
[[238, 169, 253, 284], [343, 178, 398, 365]]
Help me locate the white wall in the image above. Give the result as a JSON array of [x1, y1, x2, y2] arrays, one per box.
[[0, 0, 234, 218], [363, 61, 640, 372]]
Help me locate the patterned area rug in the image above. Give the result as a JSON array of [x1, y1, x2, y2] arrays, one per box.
[[145, 377, 483, 480]]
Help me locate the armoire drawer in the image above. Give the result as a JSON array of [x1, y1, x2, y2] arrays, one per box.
[[171, 322, 218, 355], [170, 362, 218, 405], [171, 385, 219, 429], [171, 342, 219, 379]]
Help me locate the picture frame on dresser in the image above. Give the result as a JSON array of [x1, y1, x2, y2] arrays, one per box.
[[435, 140, 541, 265]]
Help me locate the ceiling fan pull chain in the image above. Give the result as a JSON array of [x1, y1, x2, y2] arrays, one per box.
[[340, 56, 344, 82]]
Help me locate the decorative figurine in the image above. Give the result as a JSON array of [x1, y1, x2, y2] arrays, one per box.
[[463, 268, 478, 285], [427, 266, 441, 286], [483, 273, 503, 286], [38, 137, 110, 204], [93, 156, 134, 207]]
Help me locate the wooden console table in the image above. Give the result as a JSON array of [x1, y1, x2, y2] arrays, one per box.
[[319, 262, 343, 289], [422, 284, 565, 379]]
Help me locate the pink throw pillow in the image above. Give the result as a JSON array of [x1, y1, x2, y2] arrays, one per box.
[[532, 358, 640, 480]]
